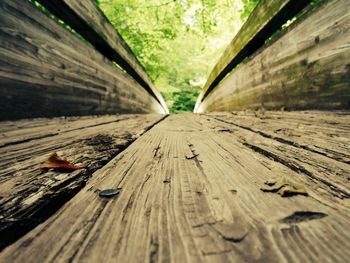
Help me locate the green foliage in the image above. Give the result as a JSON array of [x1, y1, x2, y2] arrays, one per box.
[[98, 0, 259, 112], [240, 0, 260, 21], [311, 0, 322, 6], [162, 87, 200, 112]]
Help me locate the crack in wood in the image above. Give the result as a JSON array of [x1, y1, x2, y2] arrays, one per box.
[[280, 211, 328, 224], [0, 115, 166, 251], [213, 116, 350, 165], [242, 141, 350, 199]]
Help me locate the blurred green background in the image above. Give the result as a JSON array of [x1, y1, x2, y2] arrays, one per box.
[[97, 0, 259, 112]]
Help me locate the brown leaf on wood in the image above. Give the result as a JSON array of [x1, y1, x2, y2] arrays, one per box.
[[40, 153, 87, 171], [261, 177, 308, 197]]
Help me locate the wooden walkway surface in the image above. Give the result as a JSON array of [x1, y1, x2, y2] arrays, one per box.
[[0, 111, 350, 262]]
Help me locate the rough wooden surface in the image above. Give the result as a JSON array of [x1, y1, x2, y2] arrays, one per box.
[[194, 0, 312, 111], [0, 0, 165, 120], [1, 112, 349, 262], [36, 0, 168, 113], [196, 0, 350, 113], [209, 110, 350, 164], [0, 114, 165, 250]]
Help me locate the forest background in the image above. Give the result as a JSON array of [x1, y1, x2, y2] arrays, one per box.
[[96, 0, 259, 112]]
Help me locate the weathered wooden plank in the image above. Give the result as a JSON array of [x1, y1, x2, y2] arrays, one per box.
[[1, 112, 349, 262], [0, 115, 123, 147], [195, 0, 313, 111], [0, 0, 166, 120], [196, 0, 350, 113], [203, 112, 350, 201], [207, 110, 350, 164], [0, 114, 165, 250], [35, 0, 168, 113]]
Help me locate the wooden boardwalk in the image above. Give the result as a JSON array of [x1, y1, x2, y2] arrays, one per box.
[[0, 111, 349, 262], [1, 0, 349, 261]]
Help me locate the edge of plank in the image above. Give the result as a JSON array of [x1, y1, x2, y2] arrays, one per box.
[[36, 0, 169, 114], [194, 0, 313, 112]]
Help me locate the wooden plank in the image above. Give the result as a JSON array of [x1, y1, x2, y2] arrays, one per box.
[[0, 114, 165, 250], [196, 0, 350, 112], [207, 110, 350, 164], [1, 112, 349, 262], [203, 112, 350, 200], [0, 0, 166, 121], [0, 116, 92, 134], [36, 0, 168, 113], [195, 0, 313, 111], [0, 115, 125, 147]]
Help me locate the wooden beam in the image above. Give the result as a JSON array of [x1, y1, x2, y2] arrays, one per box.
[[36, 0, 168, 113], [0, 0, 166, 120], [195, 0, 312, 111], [196, 0, 350, 112]]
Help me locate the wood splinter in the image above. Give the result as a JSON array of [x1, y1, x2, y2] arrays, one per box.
[[261, 176, 308, 197]]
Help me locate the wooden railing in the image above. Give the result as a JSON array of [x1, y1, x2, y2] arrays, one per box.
[[0, 0, 168, 120], [195, 0, 350, 112]]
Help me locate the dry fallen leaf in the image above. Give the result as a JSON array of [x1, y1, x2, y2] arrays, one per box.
[[40, 153, 87, 171], [261, 177, 307, 197]]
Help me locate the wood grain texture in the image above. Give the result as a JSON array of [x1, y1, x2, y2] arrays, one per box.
[[204, 111, 350, 202], [196, 0, 350, 113], [1, 112, 349, 262], [36, 0, 168, 113], [0, 114, 165, 250], [0, 0, 166, 120], [208, 110, 350, 164], [195, 0, 312, 111]]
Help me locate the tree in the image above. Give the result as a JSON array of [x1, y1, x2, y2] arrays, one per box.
[[98, 0, 259, 112]]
